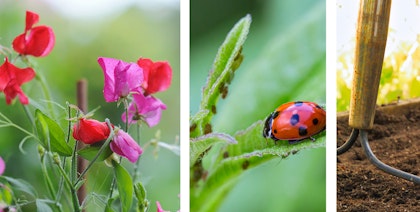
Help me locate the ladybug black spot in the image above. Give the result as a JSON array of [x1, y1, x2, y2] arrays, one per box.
[[294, 101, 303, 106], [290, 114, 299, 126], [315, 104, 322, 109], [273, 129, 277, 134], [312, 118, 319, 125], [298, 126, 308, 136]]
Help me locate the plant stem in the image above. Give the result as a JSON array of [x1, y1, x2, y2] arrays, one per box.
[[35, 74, 56, 119], [21, 105, 34, 125], [74, 120, 115, 186], [132, 124, 141, 183], [40, 154, 57, 201], [124, 98, 129, 132], [0, 112, 36, 138], [71, 141, 78, 183], [56, 104, 73, 203], [54, 154, 81, 212]]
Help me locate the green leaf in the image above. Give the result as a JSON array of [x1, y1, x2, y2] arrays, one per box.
[[78, 144, 113, 161], [190, 133, 237, 166], [215, 4, 326, 134], [36, 199, 53, 212], [35, 109, 72, 156], [1, 176, 38, 197], [191, 122, 325, 211], [0, 181, 13, 205], [191, 14, 252, 138], [113, 161, 133, 212], [105, 198, 116, 212]]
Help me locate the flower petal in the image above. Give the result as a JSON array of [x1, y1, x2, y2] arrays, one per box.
[[110, 130, 142, 163], [98, 57, 143, 102], [12, 11, 55, 57], [138, 58, 172, 95], [25, 26, 55, 57], [0, 58, 35, 105], [72, 118, 110, 144], [25, 11, 39, 31], [0, 156, 5, 175], [122, 93, 166, 127]]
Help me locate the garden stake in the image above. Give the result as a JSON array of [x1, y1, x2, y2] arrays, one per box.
[[337, 0, 420, 184]]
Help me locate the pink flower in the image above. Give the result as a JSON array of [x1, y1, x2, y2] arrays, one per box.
[[0, 157, 5, 175], [110, 130, 143, 163], [156, 201, 168, 212], [72, 118, 111, 144], [122, 93, 166, 127], [98, 57, 144, 102], [137, 58, 172, 96], [0, 58, 35, 105], [12, 11, 55, 57]]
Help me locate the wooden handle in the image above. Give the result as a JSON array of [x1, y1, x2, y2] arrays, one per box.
[[349, 0, 392, 129]]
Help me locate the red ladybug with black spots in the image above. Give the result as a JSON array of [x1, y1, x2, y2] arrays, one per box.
[[263, 101, 326, 144]]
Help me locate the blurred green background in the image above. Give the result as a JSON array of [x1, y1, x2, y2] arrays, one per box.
[[0, 0, 179, 211], [191, 0, 326, 211]]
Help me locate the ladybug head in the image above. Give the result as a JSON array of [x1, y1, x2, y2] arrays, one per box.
[[263, 112, 273, 139]]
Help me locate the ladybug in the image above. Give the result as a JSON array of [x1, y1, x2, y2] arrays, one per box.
[[263, 101, 326, 144]]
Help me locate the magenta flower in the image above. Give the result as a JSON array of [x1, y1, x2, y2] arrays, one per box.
[[98, 57, 144, 102], [122, 93, 166, 127], [156, 201, 168, 212], [110, 130, 143, 163], [0, 157, 5, 175]]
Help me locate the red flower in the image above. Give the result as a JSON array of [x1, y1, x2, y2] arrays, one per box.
[[0, 58, 35, 105], [137, 58, 172, 95], [12, 11, 55, 57], [72, 118, 111, 144]]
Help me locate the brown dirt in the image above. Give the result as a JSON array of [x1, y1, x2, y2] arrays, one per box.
[[337, 99, 420, 212]]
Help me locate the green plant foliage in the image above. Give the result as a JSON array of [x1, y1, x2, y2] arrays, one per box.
[[190, 133, 236, 165], [35, 199, 53, 212], [190, 4, 326, 210], [0, 176, 38, 198], [34, 109, 72, 156], [134, 182, 149, 212], [113, 160, 133, 212], [190, 14, 251, 138], [78, 144, 113, 162]]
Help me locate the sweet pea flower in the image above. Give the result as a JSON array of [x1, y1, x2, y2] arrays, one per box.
[[0, 157, 5, 175], [137, 58, 172, 96], [72, 118, 111, 144], [0, 58, 35, 105], [110, 130, 142, 163], [12, 11, 55, 57], [98, 57, 144, 102], [156, 201, 168, 212], [122, 93, 166, 127]]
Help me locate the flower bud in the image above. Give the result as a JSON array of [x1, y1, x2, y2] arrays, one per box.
[[72, 118, 110, 144]]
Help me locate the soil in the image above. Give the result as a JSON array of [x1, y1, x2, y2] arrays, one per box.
[[337, 98, 420, 212]]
